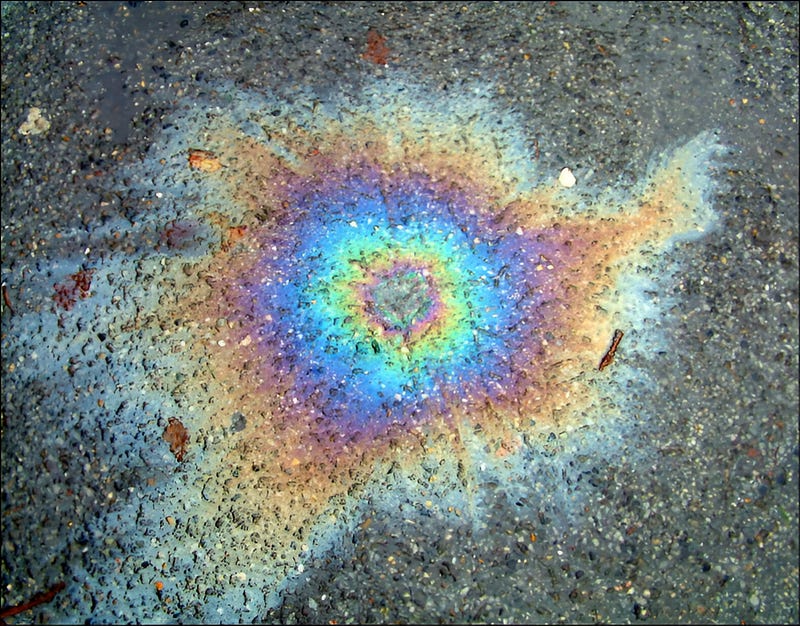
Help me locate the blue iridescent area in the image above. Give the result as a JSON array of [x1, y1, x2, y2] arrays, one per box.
[[244, 172, 559, 429]]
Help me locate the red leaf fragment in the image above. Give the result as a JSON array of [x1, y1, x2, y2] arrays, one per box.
[[52, 269, 94, 310], [188, 148, 222, 172], [163, 417, 189, 462], [362, 29, 391, 65]]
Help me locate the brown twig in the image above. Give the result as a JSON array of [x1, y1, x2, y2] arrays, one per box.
[[0, 581, 65, 620], [2, 285, 14, 316], [598, 329, 624, 371]]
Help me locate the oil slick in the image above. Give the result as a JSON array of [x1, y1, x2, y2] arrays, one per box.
[[36, 75, 720, 621]]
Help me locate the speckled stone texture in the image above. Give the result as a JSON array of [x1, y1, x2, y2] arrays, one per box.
[[2, 2, 797, 624]]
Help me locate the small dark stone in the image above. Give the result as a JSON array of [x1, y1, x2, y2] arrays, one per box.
[[569, 588, 579, 600], [230, 411, 246, 433]]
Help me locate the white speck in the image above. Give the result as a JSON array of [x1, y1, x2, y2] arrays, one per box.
[[297, 563, 304, 573], [559, 167, 577, 188], [349, 220, 358, 227]]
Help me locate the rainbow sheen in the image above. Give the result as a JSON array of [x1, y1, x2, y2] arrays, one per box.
[[152, 80, 720, 507], [241, 171, 565, 431], [85, 75, 721, 624]]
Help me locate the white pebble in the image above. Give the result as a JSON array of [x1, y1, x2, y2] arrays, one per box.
[[558, 167, 576, 188], [18, 107, 51, 135]]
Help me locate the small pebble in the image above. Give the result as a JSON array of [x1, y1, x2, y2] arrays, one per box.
[[18, 107, 51, 136], [559, 167, 577, 188]]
